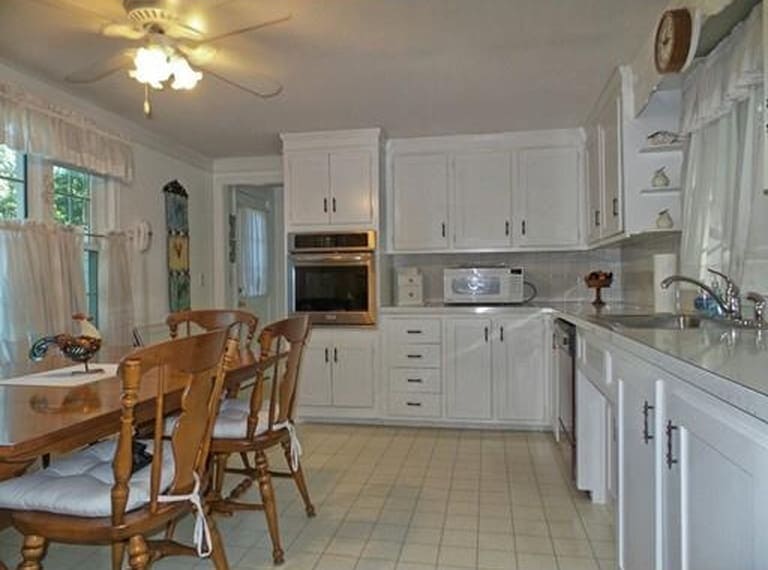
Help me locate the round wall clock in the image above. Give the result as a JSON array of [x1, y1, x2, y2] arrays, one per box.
[[654, 8, 695, 74]]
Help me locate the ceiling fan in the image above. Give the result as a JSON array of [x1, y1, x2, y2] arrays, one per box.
[[41, 0, 291, 117]]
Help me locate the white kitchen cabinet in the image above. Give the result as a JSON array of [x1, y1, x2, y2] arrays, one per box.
[[663, 382, 768, 569], [451, 152, 513, 249], [298, 328, 376, 411], [616, 356, 661, 570], [445, 318, 493, 420], [282, 129, 379, 230], [492, 315, 547, 424], [598, 95, 623, 238], [391, 153, 450, 250], [585, 126, 602, 243], [516, 147, 581, 247]]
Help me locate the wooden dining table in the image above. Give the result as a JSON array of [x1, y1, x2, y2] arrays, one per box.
[[0, 342, 259, 570]]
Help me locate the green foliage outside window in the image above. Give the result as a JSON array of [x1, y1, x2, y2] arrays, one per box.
[[0, 144, 26, 220]]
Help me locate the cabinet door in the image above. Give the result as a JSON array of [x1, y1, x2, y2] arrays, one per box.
[[664, 385, 768, 569], [616, 358, 660, 570], [298, 341, 332, 406], [516, 147, 580, 247], [599, 95, 623, 237], [330, 149, 374, 225], [493, 316, 547, 424], [331, 339, 375, 407], [392, 154, 450, 250], [451, 152, 512, 249], [445, 318, 492, 419], [286, 152, 330, 226], [585, 126, 603, 243]]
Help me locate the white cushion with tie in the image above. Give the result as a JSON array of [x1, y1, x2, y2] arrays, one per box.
[[0, 439, 175, 517]]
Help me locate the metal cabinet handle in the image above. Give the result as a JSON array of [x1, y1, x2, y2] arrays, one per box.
[[595, 210, 601, 227], [407, 378, 423, 383], [521, 220, 527, 236], [406, 402, 422, 407], [505, 220, 510, 236], [484, 327, 489, 342], [333, 347, 338, 363], [666, 420, 678, 469], [323, 198, 328, 213], [406, 354, 423, 359], [332, 197, 337, 213], [500, 326, 504, 342], [642, 401, 655, 444], [612, 197, 619, 217], [441, 222, 446, 238], [324, 347, 329, 363], [406, 329, 423, 335]]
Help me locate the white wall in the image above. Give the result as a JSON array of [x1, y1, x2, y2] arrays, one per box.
[[0, 59, 214, 325]]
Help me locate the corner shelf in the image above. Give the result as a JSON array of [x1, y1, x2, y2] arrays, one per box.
[[639, 143, 685, 154], [640, 186, 682, 195]]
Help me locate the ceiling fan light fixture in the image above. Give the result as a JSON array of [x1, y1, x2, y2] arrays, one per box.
[[129, 45, 172, 89], [169, 55, 202, 90]]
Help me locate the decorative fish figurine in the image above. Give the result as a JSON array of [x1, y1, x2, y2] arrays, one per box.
[[29, 314, 103, 373]]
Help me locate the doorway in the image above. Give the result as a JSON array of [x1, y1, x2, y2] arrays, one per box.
[[229, 185, 283, 322]]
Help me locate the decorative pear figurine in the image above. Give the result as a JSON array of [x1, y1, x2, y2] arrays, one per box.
[[656, 209, 674, 229], [652, 167, 671, 188]]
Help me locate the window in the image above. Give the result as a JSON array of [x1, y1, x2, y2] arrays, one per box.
[[0, 144, 26, 220], [52, 164, 99, 324], [238, 207, 268, 297]]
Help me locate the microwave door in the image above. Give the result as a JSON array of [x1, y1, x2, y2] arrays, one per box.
[[451, 275, 502, 297]]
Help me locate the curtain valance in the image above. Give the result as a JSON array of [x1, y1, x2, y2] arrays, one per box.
[[0, 82, 134, 183], [681, 5, 762, 134]]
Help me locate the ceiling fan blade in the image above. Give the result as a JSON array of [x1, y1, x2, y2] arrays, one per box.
[[65, 50, 133, 84], [101, 23, 146, 40], [177, 43, 218, 66], [201, 67, 283, 98], [198, 14, 292, 45], [164, 21, 206, 40]]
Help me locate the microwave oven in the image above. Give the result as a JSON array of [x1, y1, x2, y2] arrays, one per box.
[[443, 267, 525, 305]]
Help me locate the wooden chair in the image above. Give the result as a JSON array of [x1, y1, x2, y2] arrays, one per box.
[[209, 315, 314, 565], [166, 309, 258, 344], [0, 330, 238, 570]]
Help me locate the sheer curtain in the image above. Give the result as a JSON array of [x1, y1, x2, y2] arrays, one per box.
[[238, 207, 268, 297], [679, 6, 764, 288], [0, 221, 85, 355], [99, 232, 135, 346]]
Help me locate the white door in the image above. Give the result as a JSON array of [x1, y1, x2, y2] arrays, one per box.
[[516, 147, 580, 247], [329, 149, 374, 225], [599, 95, 623, 237], [616, 357, 660, 570], [392, 153, 450, 250], [286, 151, 330, 225], [664, 384, 768, 569], [445, 318, 492, 419], [585, 126, 602, 243], [492, 316, 547, 424], [298, 340, 333, 406], [331, 339, 375, 407], [451, 152, 512, 249]]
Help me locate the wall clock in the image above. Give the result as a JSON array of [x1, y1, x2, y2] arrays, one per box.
[[654, 8, 695, 74]]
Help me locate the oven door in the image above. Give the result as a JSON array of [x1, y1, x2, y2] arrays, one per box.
[[289, 252, 376, 325]]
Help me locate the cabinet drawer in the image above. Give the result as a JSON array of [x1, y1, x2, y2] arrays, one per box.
[[389, 368, 441, 393], [397, 274, 423, 287], [391, 344, 441, 368], [395, 285, 423, 306], [388, 319, 441, 344], [389, 392, 441, 417]]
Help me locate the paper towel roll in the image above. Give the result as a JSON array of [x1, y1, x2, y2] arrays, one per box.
[[654, 253, 678, 313]]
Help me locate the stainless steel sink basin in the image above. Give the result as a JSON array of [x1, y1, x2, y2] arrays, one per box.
[[599, 313, 705, 330]]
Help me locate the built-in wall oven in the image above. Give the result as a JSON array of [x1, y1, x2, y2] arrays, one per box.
[[288, 231, 376, 326]]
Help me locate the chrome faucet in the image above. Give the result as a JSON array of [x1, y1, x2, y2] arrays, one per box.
[[707, 268, 742, 321], [746, 292, 766, 328], [659, 274, 731, 316]]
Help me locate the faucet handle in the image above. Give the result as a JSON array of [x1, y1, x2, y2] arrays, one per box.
[[707, 267, 740, 295], [747, 292, 766, 327]]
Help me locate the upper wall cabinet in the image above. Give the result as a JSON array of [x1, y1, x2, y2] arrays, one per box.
[[386, 131, 584, 253], [282, 129, 380, 230]]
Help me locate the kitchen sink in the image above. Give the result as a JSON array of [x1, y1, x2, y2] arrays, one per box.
[[599, 313, 706, 330]]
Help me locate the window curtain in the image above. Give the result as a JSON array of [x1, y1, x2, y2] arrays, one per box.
[[0, 221, 85, 352], [679, 6, 764, 288], [99, 232, 135, 346], [0, 82, 134, 183], [238, 207, 268, 297]]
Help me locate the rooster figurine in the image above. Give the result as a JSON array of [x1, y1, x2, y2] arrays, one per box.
[[29, 314, 103, 374]]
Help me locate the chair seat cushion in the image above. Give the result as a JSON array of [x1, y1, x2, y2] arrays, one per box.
[[0, 439, 175, 517], [213, 398, 271, 440]]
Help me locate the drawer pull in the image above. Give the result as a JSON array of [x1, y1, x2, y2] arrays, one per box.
[[406, 378, 423, 383], [666, 420, 678, 469], [642, 401, 655, 444], [406, 354, 423, 359], [406, 329, 423, 334], [406, 402, 422, 407]]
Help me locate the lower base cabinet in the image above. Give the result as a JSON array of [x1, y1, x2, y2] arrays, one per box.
[[298, 328, 376, 410], [445, 318, 493, 420]]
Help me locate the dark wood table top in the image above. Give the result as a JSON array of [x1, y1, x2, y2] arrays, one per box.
[[0, 344, 258, 471]]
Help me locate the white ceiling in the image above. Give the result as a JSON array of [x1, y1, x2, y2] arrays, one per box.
[[0, 0, 669, 157]]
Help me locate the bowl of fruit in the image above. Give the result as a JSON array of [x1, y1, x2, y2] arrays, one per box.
[[584, 271, 613, 306]]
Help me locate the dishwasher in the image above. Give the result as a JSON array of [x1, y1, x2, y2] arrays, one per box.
[[554, 318, 576, 480]]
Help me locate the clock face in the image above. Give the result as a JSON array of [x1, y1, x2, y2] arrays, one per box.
[[654, 9, 693, 74]]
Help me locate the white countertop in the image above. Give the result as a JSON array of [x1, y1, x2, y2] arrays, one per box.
[[381, 302, 768, 422]]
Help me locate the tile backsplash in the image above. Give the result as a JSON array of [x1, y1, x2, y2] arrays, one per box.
[[618, 233, 681, 309], [390, 249, 623, 304]]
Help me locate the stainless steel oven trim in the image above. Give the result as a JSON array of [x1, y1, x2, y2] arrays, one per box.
[[288, 230, 376, 253], [288, 251, 377, 326]]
